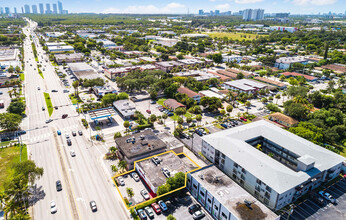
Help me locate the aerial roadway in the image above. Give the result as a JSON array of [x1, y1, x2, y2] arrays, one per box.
[[23, 19, 128, 220]]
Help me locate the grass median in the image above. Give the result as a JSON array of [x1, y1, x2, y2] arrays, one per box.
[[44, 92, 53, 116], [38, 68, 44, 79]]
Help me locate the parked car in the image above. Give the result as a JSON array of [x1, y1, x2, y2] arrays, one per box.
[[319, 191, 336, 204], [70, 149, 76, 157], [72, 131, 76, 136], [195, 130, 203, 136], [51, 89, 58, 92], [67, 139, 72, 146], [151, 157, 160, 166], [118, 177, 125, 186], [146, 109, 151, 114], [62, 114, 68, 119], [54, 106, 58, 110], [150, 100, 156, 104], [50, 200, 57, 214], [188, 204, 201, 214], [162, 167, 170, 178], [42, 106, 45, 111], [192, 210, 205, 220], [240, 117, 247, 122], [56, 180, 62, 191], [167, 112, 174, 116], [141, 189, 150, 200], [144, 206, 155, 219], [158, 200, 168, 212], [37, 87, 40, 90], [78, 130, 83, 136], [220, 123, 228, 129], [57, 130, 61, 135], [151, 203, 161, 214], [89, 201, 97, 212], [137, 209, 147, 220], [131, 172, 140, 182]]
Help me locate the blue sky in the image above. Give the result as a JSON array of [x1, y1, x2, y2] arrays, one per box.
[[1, 0, 345, 14]]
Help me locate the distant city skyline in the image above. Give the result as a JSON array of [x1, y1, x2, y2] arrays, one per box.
[[0, 0, 345, 14], [0, 1, 66, 14]]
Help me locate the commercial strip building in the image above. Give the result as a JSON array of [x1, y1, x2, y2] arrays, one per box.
[[68, 62, 98, 79], [54, 53, 83, 64], [113, 99, 136, 119], [0, 48, 18, 62], [187, 165, 279, 220], [222, 79, 267, 94], [201, 120, 345, 210], [115, 130, 183, 170]]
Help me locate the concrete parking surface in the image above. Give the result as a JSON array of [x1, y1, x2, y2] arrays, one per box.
[[0, 87, 13, 113], [139, 192, 211, 220], [281, 177, 346, 220], [117, 172, 151, 206]]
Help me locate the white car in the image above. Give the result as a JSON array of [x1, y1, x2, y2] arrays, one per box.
[[70, 149, 76, 157], [118, 177, 125, 186], [141, 189, 150, 200], [131, 172, 140, 182], [50, 200, 57, 214]]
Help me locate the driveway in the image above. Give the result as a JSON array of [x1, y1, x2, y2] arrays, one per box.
[[280, 177, 346, 220]]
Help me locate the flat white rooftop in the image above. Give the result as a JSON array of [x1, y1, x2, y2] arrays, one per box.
[[202, 120, 345, 194]]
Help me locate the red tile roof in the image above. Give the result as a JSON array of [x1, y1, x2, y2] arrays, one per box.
[[177, 87, 199, 98], [164, 99, 185, 110], [281, 72, 317, 81]]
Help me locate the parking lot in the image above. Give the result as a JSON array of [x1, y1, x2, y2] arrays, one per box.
[[117, 172, 152, 206], [0, 87, 12, 113], [134, 99, 162, 118], [281, 177, 346, 220], [135, 191, 211, 220]]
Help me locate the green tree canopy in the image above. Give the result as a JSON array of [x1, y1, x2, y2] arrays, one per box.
[[0, 113, 22, 131]]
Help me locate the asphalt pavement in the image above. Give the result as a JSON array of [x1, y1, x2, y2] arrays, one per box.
[[23, 19, 129, 220]]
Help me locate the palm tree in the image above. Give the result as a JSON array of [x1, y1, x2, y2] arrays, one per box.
[[282, 92, 287, 103], [275, 94, 281, 105], [111, 165, 118, 173], [293, 95, 308, 104], [126, 187, 134, 198], [245, 101, 251, 112], [226, 90, 235, 105], [118, 160, 127, 171], [72, 80, 80, 97], [162, 113, 168, 126], [109, 146, 118, 159]]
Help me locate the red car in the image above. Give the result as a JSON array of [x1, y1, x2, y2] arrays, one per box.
[[151, 203, 161, 214], [240, 117, 247, 122], [146, 109, 151, 114]]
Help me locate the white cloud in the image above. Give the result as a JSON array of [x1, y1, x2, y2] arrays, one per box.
[[102, 2, 185, 14], [234, 0, 264, 3], [215, 3, 231, 10], [103, 8, 121, 13], [292, 0, 336, 5]]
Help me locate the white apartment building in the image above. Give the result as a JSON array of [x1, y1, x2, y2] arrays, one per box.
[[201, 120, 345, 210], [274, 56, 308, 70]]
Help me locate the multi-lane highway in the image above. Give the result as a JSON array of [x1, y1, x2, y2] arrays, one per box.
[[23, 19, 128, 220]]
